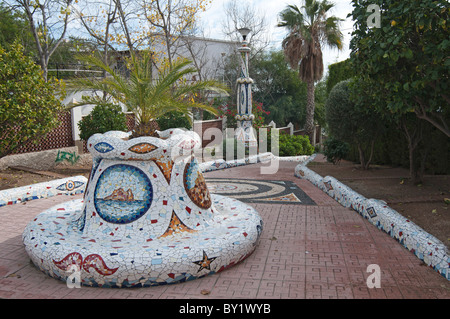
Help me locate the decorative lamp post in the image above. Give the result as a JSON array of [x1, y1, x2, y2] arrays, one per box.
[[234, 27, 257, 148]]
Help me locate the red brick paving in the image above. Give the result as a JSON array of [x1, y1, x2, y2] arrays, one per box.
[[0, 160, 449, 300]]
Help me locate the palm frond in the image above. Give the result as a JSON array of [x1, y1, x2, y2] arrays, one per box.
[[73, 51, 228, 132]]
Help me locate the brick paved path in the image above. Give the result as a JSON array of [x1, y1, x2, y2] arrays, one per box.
[[1, 160, 449, 300]]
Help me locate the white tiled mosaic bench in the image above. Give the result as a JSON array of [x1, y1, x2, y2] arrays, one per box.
[[22, 130, 264, 287], [295, 155, 450, 280]]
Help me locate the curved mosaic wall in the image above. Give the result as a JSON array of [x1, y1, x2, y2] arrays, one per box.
[[295, 155, 450, 280], [0, 176, 87, 207]]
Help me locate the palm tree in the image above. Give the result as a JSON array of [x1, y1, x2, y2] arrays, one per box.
[[73, 51, 227, 138], [278, 0, 343, 140]]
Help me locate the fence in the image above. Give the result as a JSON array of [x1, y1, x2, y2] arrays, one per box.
[[265, 121, 323, 146], [7, 109, 225, 156], [10, 111, 75, 155], [6, 110, 321, 158]]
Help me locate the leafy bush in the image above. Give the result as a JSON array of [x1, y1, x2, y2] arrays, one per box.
[[157, 111, 192, 131], [323, 137, 349, 164], [78, 101, 127, 141], [278, 133, 314, 157], [0, 42, 65, 158], [325, 79, 383, 169], [221, 138, 247, 160]]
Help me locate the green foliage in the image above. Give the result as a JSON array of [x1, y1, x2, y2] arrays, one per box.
[[74, 52, 227, 134], [157, 111, 192, 131], [349, 0, 449, 137], [326, 59, 353, 95], [325, 80, 380, 142], [252, 50, 307, 128], [78, 101, 128, 141], [0, 42, 65, 158], [323, 137, 350, 164], [325, 79, 384, 168], [314, 79, 328, 128], [0, 4, 35, 57], [278, 133, 314, 157]]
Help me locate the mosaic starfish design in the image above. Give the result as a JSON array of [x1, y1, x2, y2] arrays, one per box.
[[193, 250, 217, 272]]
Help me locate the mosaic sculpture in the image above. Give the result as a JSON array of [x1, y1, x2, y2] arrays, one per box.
[[234, 27, 257, 148], [23, 129, 263, 287]]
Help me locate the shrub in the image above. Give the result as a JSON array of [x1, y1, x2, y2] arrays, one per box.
[[78, 101, 127, 141], [157, 111, 192, 131], [323, 137, 349, 164], [278, 133, 314, 157], [325, 79, 383, 169], [0, 42, 65, 159]]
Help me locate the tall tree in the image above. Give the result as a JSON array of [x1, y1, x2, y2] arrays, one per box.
[[0, 3, 35, 54], [278, 0, 343, 140], [142, 0, 211, 69], [8, 0, 74, 80], [0, 42, 65, 158], [349, 0, 449, 138]]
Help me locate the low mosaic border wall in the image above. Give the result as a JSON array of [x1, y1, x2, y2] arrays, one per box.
[[294, 155, 450, 281], [0, 176, 87, 207], [0, 153, 309, 208], [199, 152, 311, 173]]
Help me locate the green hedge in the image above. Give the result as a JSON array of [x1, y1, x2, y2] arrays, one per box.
[[78, 102, 127, 141]]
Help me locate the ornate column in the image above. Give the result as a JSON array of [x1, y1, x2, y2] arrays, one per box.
[[234, 28, 257, 148]]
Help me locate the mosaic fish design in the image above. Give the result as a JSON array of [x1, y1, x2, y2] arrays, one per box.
[[56, 180, 85, 192], [94, 142, 115, 153], [128, 143, 158, 154]]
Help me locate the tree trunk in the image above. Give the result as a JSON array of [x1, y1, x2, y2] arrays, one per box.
[[358, 139, 376, 170], [401, 116, 423, 184], [305, 80, 315, 142], [357, 143, 366, 170]]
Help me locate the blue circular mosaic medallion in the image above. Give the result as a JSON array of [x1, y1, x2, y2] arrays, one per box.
[[94, 164, 153, 224]]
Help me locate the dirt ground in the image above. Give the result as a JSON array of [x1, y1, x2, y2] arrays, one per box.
[[0, 153, 448, 249], [307, 156, 450, 250]]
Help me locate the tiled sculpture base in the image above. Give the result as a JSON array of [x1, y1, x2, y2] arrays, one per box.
[[22, 129, 263, 287]]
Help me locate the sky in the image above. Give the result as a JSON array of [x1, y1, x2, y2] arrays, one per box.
[[198, 0, 355, 74]]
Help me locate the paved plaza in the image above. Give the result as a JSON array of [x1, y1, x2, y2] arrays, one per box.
[[0, 159, 449, 300]]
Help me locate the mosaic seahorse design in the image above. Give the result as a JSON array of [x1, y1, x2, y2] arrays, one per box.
[[53, 252, 118, 276]]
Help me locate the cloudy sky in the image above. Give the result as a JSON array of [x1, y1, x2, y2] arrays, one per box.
[[198, 0, 355, 74]]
